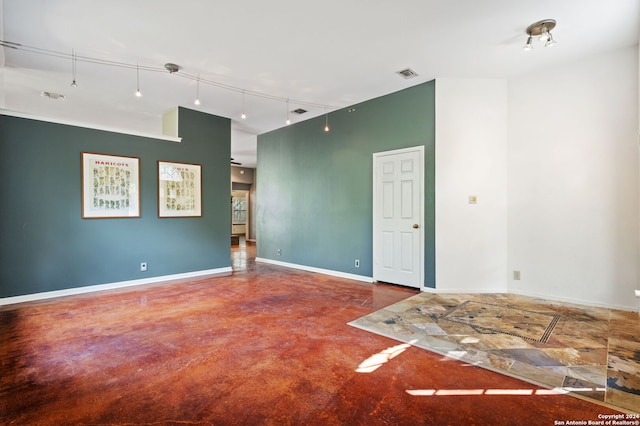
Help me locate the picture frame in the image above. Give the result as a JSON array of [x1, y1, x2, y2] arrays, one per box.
[[158, 160, 202, 217], [81, 152, 140, 218]]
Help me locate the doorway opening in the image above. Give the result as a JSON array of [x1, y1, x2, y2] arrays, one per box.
[[231, 166, 256, 271], [231, 234, 256, 272], [231, 190, 248, 244]]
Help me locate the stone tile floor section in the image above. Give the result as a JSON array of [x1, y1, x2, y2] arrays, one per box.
[[349, 292, 640, 413]]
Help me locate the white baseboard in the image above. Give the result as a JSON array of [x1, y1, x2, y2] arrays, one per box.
[[421, 286, 638, 312], [0, 267, 232, 306], [507, 288, 637, 312], [255, 257, 374, 283]]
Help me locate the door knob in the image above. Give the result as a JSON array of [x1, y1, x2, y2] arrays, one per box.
[[413, 224, 419, 229]]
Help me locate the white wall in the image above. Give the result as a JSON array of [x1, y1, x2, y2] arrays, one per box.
[[435, 79, 509, 292], [508, 46, 639, 310]]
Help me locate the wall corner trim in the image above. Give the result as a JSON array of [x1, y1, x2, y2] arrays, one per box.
[[0, 267, 232, 306], [255, 258, 374, 283], [0, 109, 182, 143]]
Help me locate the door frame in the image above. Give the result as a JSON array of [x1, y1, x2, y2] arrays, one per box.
[[372, 145, 425, 288]]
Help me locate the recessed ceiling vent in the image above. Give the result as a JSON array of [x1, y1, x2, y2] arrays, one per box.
[[41, 91, 65, 100], [292, 108, 307, 115], [396, 68, 419, 79]]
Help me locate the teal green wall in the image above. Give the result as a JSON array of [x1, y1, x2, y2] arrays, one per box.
[[0, 107, 231, 298], [257, 81, 436, 287]]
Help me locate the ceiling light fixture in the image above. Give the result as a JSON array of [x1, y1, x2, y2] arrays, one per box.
[[524, 19, 557, 51], [286, 99, 291, 125], [324, 109, 330, 132], [164, 63, 181, 73], [241, 90, 247, 119], [70, 48, 78, 87], [4, 40, 339, 131], [194, 74, 201, 105], [135, 62, 142, 97]]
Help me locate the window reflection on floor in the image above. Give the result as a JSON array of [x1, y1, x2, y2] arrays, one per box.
[[231, 236, 255, 272]]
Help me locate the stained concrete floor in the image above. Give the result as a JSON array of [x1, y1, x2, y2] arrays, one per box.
[[0, 242, 630, 424]]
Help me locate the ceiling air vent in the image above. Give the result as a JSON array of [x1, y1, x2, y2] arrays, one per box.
[[292, 108, 307, 115], [396, 68, 419, 79], [41, 91, 65, 100]]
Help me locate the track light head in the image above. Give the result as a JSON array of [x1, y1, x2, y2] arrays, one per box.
[[523, 36, 533, 51], [545, 33, 556, 47], [538, 25, 549, 42]]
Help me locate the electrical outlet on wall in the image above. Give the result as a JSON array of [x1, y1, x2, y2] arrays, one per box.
[[277, 249, 281, 256], [513, 270, 521, 280], [355, 259, 360, 268], [140, 262, 147, 272]]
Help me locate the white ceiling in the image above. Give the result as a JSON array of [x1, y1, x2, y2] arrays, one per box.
[[1, 0, 638, 167]]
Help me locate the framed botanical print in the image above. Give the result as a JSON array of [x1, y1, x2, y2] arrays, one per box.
[[82, 152, 140, 218], [158, 161, 202, 217]]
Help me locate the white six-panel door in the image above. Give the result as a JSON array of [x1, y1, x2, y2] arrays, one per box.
[[373, 146, 424, 288]]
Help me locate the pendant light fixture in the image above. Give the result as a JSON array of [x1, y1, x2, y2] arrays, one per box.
[[286, 99, 291, 125], [70, 48, 78, 87], [241, 90, 247, 119], [135, 62, 142, 97], [523, 19, 557, 51], [324, 110, 330, 132], [194, 74, 201, 105]]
